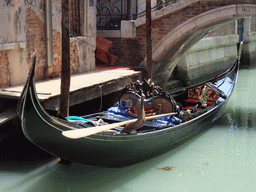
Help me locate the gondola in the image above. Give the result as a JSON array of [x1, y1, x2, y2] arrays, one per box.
[[17, 51, 239, 167]]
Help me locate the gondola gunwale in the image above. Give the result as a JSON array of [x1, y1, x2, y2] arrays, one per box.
[[17, 52, 239, 166], [27, 78, 227, 141]]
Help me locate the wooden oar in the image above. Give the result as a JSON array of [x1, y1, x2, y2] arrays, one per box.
[[62, 112, 177, 139]]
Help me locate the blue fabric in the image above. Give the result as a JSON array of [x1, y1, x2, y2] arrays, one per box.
[[107, 107, 181, 126], [108, 106, 131, 117], [66, 116, 90, 122]]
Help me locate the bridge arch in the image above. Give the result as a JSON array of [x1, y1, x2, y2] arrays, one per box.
[[139, 4, 256, 85], [151, 4, 256, 63]]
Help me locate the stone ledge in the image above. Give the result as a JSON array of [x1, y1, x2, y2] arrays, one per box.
[[97, 30, 121, 38], [0, 42, 26, 51], [97, 20, 136, 39], [188, 35, 239, 53]]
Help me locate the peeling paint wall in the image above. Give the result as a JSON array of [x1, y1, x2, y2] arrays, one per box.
[[0, 1, 30, 87], [0, 1, 26, 43], [0, 0, 96, 88]]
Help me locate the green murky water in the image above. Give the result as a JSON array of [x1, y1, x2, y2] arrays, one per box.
[[1, 62, 256, 192]]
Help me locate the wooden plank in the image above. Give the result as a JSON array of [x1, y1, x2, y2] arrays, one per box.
[[0, 69, 141, 110], [43, 70, 141, 109], [0, 107, 18, 125]]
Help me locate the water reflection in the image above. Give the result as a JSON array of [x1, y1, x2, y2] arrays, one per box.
[[216, 108, 256, 131], [2, 159, 57, 192], [1, 128, 212, 192]]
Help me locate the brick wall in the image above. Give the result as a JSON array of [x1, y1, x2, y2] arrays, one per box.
[[0, 51, 11, 87], [50, 30, 79, 77], [26, 7, 47, 81], [106, 38, 145, 67], [25, 7, 84, 82], [51, 30, 62, 77]]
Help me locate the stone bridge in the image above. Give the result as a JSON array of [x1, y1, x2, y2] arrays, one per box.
[[105, 0, 256, 87]]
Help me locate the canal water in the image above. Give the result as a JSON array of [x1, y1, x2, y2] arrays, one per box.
[[1, 61, 256, 192]]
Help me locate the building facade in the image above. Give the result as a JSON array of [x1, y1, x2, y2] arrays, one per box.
[[0, 0, 96, 88]]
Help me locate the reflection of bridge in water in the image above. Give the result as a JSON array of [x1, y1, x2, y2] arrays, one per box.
[[98, 0, 256, 88]]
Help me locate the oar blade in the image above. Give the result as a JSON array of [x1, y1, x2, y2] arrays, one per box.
[[62, 119, 135, 139], [62, 127, 94, 139]]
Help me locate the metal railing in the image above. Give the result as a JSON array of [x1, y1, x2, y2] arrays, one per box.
[[97, 0, 135, 30], [97, 0, 178, 30]]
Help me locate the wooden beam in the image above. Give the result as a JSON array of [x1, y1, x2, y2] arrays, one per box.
[[146, 0, 152, 80], [0, 70, 141, 110], [60, 0, 70, 117]]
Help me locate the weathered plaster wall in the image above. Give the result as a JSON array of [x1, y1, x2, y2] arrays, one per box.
[[0, 1, 28, 44], [0, 0, 96, 88], [7, 46, 28, 85], [0, 0, 36, 87], [0, 42, 27, 87]]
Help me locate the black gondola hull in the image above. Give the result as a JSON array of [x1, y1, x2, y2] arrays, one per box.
[[17, 54, 239, 167]]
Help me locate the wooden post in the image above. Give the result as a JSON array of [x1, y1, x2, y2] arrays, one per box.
[[146, 0, 152, 80], [60, 0, 70, 117]]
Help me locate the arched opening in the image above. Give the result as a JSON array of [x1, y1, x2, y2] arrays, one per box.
[[141, 5, 256, 88]]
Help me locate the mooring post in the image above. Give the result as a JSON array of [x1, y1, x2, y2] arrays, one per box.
[[146, 0, 152, 80], [60, 0, 70, 117]]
